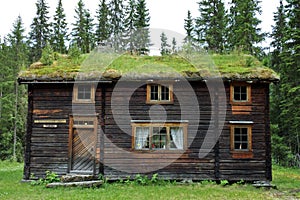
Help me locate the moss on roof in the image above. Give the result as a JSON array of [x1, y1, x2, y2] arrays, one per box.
[[18, 52, 279, 82]]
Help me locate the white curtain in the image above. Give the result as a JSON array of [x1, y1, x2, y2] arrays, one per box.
[[170, 127, 183, 149], [135, 127, 149, 149]]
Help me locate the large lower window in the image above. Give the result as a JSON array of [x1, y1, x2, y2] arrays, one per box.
[[132, 123, 187, 150], [230, 123, 253, 158]]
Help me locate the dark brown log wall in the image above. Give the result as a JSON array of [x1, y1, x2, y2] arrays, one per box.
[[25, 84, 73, 178], [24, 81, 271, 181], [103, 81, 271, 181]]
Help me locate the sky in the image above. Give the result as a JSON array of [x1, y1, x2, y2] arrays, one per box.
[[0, 0, 279, 47]]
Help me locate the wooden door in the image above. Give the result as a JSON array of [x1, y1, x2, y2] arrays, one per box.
[[69, 117, 97, 175]]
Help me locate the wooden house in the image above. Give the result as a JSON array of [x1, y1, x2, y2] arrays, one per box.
[[18, 53, 279, 182]]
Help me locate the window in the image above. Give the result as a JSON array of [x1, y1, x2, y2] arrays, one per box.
[[132, 123, 187, 150], [230, 83, 251, 104], [147, 84, 173, 104], [73, 84, 95, 103], [234, 86, 247, 101], [230, 123, 253, 158]]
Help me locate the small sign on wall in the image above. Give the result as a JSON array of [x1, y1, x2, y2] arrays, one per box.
[[34, 119, 67, 124], [43, 124, 58, 128], [34, 119, 66, 129]]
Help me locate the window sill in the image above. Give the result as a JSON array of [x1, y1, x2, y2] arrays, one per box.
[[72, 100, 95, 104], [132, 149, 185, 153], [230, 101, 252, 106], [146, 101, 174, 105], [231, 151, 253, 159]]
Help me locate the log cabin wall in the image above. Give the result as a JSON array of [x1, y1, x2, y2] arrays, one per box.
[[24, 80, 271, 181], [103, 81, 271, 181], [218, 82, 271, 181], [25, 83, 73, 178], [25, 83, 104, 178], [103, 81, 215, 180]]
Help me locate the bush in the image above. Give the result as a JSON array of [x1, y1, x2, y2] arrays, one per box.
[[31, 171, 60, 185]]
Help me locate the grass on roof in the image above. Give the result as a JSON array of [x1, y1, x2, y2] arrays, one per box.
[[18, 52, 279, 81]]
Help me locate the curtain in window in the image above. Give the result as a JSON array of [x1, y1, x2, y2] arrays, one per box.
[[170, 127, 183, 149], [135, 127, 149, 149]]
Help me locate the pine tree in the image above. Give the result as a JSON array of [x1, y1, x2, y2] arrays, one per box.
[[83, 10, 95, 53], [0, 17, 29, 161], [109, 0, 125, 51], [160, 32, 170, 55], [7, 16, 29, 69], [228, 0, 264, 55], [29, 0, 51, 61], [269, 0, 291, 166], [195, 0, 228, 53], [0, 40, 15, 160], [123, 0, 137, 53], [171, 37, 177, 54], [133, 0, 151, 54], [95, 0, 110, 44], [278, 0, 300, 157], [51, 0, 69, 54], [184, 10, 194, 44], [270, 0, 286, 126], [270, 0, 300, 165], [71, 0, 95, 53]]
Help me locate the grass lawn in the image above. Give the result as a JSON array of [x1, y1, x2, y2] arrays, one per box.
[[0, 161, 299, 200]]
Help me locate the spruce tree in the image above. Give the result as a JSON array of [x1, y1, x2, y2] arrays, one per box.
[[160, 32, 170, 55], [72, 0, 94, 53], [133, 0, 151, 54], [0, 17, 29, 161], [184, 10, 194, 44], [270, 0, 286, 126], [109, 0, 125, 51], [7, 15, 29, 69], [29, 0, 51, 61], [95, 0, 110, 44], [171, 37, 177, 54], [83, 10, 95, 53], [0, 40, 15, 160], [278, 0, 300, 157], [51, 0, 69, 54], [123, 0, 137, 53], [269, 1, 291, 165], [228, 0, 264, 55], [195, 0, 228, 53]]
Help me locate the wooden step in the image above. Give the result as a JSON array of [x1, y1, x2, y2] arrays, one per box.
[[46, 180, 103, 188], [61, 174, 97, 183]]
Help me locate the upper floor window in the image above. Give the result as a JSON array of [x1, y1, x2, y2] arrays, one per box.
[[146, 84, 173, 104], [132, 122, 187, 151], [73, 84, 95, 103], [230, 83, 251, 104]]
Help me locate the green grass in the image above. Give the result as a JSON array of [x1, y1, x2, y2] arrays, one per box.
[[19, 53, 279, 81], [0, 161, 299, 200]]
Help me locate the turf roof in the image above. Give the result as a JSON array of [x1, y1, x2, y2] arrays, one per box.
[[18, 52, 279, 82]]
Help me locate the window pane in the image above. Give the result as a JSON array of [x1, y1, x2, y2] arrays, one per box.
[[150, 85, 159, 100], [233, 86, 248, 101], [170, 127, 183, 149], [78, 85, 91, 100], [135, 127, 150, 149], [152, 127, 167, 149], [161, 86, 170, 101], [74, 120, 94, 126], [234, 127, 248, 150]]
